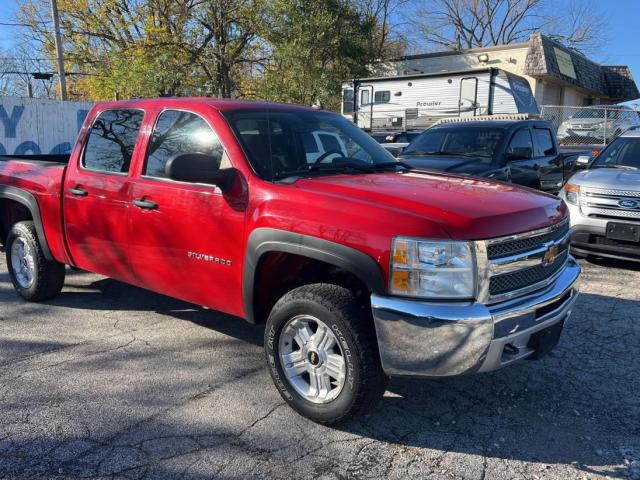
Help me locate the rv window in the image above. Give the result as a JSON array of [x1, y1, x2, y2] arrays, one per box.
[[361, 90, 370, 106], [342, 89, 354, 114], [374, 91, 390, 103]]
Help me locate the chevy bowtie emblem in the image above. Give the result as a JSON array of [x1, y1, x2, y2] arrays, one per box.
[[542, 244, 559, 266]]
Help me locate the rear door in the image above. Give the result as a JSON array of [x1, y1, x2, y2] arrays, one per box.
[[532, 126, 564, 192], [127, 107, 245, 316], [63, 108, 145, 282]]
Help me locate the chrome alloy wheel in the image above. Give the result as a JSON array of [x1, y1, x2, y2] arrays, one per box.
[[10, 237, 35, 289], [279, 315, 347, 404]]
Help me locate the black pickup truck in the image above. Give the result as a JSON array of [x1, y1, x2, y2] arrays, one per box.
[[399, 119, 588, 193]]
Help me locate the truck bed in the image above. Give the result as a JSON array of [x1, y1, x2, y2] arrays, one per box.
[[0, 154, 71, 165]]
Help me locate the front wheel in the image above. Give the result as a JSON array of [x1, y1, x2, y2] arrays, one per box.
[[265, 284, 388, 425], [5, 221, 65, 301]]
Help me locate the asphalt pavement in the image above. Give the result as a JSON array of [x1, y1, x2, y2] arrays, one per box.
[[0, 254, 638, 479]]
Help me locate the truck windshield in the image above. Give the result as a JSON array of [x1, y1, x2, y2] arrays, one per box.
[[403, 127, 504, 160], [222, 109, 397, 181], [592, 137, 640, 169]]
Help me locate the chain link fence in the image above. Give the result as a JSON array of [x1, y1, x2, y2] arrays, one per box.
[[540, 105, 640, 147]]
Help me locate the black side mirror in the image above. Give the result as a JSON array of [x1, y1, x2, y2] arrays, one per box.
[[165, 153, 236, 193], [506, 147, 532, 161]]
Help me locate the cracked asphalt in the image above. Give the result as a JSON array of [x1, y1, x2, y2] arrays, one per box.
[[0, 254, 638, 480]]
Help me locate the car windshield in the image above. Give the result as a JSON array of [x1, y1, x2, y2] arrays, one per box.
[[592, 137, 640, 169], [402, 127, 504, 160], [570, 109, 620, 120], [222, 109, 397, 181]]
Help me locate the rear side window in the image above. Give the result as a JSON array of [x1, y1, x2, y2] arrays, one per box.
[[83, 109, 144, 173], [533, 128, 556, 156], [374, 91, 390, 103], [144, 110, 224, 179]]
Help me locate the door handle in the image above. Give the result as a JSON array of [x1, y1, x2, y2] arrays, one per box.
[[69, 187, 88, 197], [133, 198, 158, 210]]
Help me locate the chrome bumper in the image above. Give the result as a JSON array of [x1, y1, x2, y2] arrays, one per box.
[[371, 257, 581, 377]]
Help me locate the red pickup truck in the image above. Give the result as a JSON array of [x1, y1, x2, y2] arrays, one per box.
[[0, 98, 580, 424]]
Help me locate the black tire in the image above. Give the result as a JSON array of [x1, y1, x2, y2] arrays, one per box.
[[264, 283, 388, 425], [5, 221, 65, 301]]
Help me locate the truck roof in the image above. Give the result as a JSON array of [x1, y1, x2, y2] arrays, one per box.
[[93, 97, 322, 113], [430, 119, 552, 130]]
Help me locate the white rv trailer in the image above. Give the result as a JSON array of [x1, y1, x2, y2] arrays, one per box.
[[341, 67, 539, 130]]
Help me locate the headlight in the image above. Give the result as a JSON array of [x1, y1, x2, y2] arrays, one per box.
[[564, 183, 580, 205], [390, 238, 475, 299]]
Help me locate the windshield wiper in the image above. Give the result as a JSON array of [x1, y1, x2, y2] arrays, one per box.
[[402, 150, 489, 158], [308, 162, 375, 173], [371, 161, 415, 171], [597, 164, 639, 170]]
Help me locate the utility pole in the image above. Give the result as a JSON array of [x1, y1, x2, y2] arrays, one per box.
[[49, 0, 67, 100]]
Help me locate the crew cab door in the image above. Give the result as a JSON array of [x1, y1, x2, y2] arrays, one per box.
[[504, 127, 539, 189], [531, 126, 564, 192], [63, 108, 145, 282], [127, 108, 245, 316]]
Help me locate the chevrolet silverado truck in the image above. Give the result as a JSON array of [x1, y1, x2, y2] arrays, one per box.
[[560, 127, 640, 262], [0, 98, 580, 424], [399, 119, 589, 194]]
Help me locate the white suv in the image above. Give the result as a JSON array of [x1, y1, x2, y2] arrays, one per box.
[[560, 127, 640, 261]]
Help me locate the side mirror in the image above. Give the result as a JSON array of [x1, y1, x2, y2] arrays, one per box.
[[165, 153, 236, 193], [575, 155, 591, 169], [506, 147, 532, 161]]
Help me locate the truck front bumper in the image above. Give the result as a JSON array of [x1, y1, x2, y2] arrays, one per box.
[[371, 257, 581, 377]]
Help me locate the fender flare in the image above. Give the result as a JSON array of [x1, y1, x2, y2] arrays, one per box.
[[0, 185, 54, 261], [243, 228, 385, 323]]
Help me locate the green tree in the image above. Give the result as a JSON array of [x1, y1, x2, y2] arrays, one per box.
[[248, 0, 390, 111]]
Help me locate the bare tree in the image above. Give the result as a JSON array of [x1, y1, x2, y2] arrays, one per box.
[[0, 44, 56, 98], [406, 0, 607, 55]]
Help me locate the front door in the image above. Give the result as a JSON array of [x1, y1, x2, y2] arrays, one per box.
[[459, 77, 478, 117], [532, 126, 564, 193], [357, 86, 374, 129], [127, 108, 246, 316], [63, 108, 145, 283]]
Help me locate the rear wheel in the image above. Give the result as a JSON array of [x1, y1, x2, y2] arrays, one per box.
[[265, 283, 387, 425], [5, 221, 65, 301]]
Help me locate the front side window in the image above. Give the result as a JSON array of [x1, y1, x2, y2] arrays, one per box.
[[222, 109, 395, 181], [507, 129, 533, 159], [592, 137, 640, 169], [144, 110, 224, 179], [533, 129, 556, 156], [374, 91, 390, 103], [83, 109, 144, 173]]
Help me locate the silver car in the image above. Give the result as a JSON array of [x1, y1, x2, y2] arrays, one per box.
[[560, 127, 640, 261], [557, 106, 640, 145]]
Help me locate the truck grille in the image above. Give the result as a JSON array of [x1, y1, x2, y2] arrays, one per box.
[[489, 250, 568, 296], [487, 222, 569, 260], [483, 219, 570, 303], [581, 187, 640, 220]]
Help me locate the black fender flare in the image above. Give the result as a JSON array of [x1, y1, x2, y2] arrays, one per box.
[[243, 228, 385, 323], [0, 185, 54, 261]]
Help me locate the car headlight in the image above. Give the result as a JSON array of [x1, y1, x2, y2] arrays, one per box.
[[564, 183, 580, 205], [390, 238, 476, 299]]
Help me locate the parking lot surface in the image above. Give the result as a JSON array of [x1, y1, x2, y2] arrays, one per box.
[[0, 254, 638, 480]]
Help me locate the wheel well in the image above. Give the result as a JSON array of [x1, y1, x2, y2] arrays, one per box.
[[253, 252, 370, 324], [0, 199, 32, 246]]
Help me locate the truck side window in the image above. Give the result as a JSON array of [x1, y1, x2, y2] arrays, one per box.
[[533, 129, 556, 156], [83, 109, 144, 173], [507, 129, 533, 159], [374, 91, 390, 103], [144, 110, 224, 179]]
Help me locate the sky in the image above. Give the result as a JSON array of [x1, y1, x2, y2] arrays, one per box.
[[1, 0, 639, 103]]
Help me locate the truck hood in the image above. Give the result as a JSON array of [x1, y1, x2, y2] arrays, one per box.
[[401, 155, 494, 175], [569, 167, 640, 191], [293, 171, 566, 240]]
